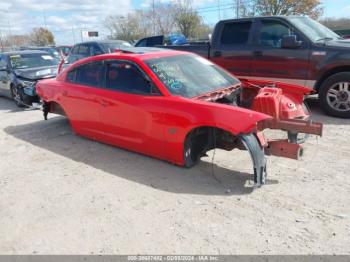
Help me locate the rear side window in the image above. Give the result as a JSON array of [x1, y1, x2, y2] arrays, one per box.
[[69, 61, 104, 87], [221, 21, 252, 45]]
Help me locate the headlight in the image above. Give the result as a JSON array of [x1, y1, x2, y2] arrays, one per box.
[[20, 80, 36, 88], [20, 80, 37, 96]]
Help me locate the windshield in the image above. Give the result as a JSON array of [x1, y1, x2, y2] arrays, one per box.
[[10, 53, 60, 69], [145, 54, 240, 98], [289, 17, 341, 42], [102, 42, 133, 52]]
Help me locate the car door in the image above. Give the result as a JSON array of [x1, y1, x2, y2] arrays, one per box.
[[97, 59, 165, 158], [67, 45, 79, 64], [68, 44, 90, 63], [251, 18, 311, 87], [210, 19, 254, 77], [0, 55, 11, 97], [61, 61, 105, 139]]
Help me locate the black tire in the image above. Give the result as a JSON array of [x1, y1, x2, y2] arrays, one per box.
[[10, 85, 26, 108], [184, 136, 196, 168], [319, 72, 350, 118]]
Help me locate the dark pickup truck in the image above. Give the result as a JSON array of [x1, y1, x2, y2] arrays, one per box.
[[136, 16, 350, 118]]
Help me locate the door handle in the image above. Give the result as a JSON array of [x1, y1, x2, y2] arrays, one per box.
[[253, 51, 263, 57]]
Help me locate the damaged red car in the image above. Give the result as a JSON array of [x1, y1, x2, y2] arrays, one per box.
[[36, 48, 323, 186]]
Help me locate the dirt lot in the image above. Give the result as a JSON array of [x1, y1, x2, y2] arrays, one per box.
[[0, 96, 349, 255]]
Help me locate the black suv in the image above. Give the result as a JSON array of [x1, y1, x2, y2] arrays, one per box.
[[0, 50, 59, 107]]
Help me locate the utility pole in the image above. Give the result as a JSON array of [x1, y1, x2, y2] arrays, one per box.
[[72, 27, 76, 44], [152, 0, 156, 35], [42, 10, 47, 28], [217, 0, 221, 20], [0, 30, 4, 52], [7, 21, 13, 50], [236, 0, 240, 18]]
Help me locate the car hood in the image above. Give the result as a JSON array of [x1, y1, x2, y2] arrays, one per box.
[[324, 39, 350, 49], [14, 65, 58, 81]]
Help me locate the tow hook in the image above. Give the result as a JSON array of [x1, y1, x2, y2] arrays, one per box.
[[240, 134, 267, 187]]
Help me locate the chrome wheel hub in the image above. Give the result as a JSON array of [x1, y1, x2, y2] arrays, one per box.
[[326, 82, 350, 112]]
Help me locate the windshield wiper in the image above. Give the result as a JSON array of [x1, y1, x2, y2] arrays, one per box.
[[316, 37, 334, 42]]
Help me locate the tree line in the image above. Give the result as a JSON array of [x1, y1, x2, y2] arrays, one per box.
[[105, 0, 327, 41], [1, 0, 349, 49]]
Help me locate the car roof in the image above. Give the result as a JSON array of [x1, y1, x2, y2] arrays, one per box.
[[1, 50, 51, 56], [75, 40, 129, 45], [71, 47, 190, 67], [23, 46, 55, 49], [218, 15, 307, 23]]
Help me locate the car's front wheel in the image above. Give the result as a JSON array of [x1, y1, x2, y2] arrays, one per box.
[[10, 85, 26, 108], [319, 72, 350, 118]]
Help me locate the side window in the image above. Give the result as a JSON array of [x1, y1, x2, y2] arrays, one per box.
[[78, 45, 89, 56], [0, 55, 7, 68], [259, 21, 296, 48], [136, 39, 147, 47], [75, 62, 104, 87], [71, 45, 79, 54], [106, 61, 155, 95], [91, 44, 103, 56], [221, 21, 252, 45]]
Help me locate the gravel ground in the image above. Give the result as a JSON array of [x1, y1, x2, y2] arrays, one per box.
[[0, 96, 349, 255]]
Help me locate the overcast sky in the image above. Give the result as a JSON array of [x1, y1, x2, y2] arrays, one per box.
[[0, 0, 349, 45]]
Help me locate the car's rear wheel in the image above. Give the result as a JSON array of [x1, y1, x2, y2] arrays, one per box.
[[10, 85, 26, 108], [319, 72, 350, 118]]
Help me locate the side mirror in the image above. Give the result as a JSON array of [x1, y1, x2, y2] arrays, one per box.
[[281, 35, 302, 49]]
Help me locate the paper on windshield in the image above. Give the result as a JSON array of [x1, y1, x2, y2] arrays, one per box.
[[41, 55, 54, 60]]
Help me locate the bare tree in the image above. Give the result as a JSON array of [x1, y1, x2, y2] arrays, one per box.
[[174, 0, 210, 39], [104, 0, 211, 41], [246, 0, 323, 19], [320, 18, 350, 30], [153, 3, 178, 35], [105, 11, 152, 41]]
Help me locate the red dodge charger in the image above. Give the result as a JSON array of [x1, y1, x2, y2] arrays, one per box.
[[36, 48, 323, 186]]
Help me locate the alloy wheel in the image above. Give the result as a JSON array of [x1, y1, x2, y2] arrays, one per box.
[[326, 82, 350, 112]]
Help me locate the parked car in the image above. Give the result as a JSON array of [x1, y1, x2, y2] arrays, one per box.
[[21, 46, 61, 59], [56, 45, 72, 58], [0, 50, 59, 107], [36, 48, 322, 186], [138, 16, 350, 118], [66, 40, 133, 64]]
